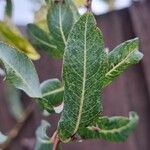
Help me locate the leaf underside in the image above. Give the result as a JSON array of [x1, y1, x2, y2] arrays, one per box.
[[34, 120, 53, 150], [58, 13, 107, 142], [0, 43, 41, 98], [78, 112, 139, 142]]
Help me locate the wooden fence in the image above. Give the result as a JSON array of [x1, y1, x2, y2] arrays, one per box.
[[0, 1, 150, 149]]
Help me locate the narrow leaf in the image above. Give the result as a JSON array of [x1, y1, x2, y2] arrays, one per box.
[[35, 120, 52, 150], [27, 24, 61, 58], [78, 112, 138, 142], [102, 38, 143, 87], [58, 13, 107, 142], [38, 79, 64, 113], [47, 2, 74, 55], [0, 43, 41, 98], [0, 21, 40, 60]]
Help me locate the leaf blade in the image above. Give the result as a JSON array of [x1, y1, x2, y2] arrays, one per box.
[[0, 43, 41, 97], [58, 13, 107, 142], [102, 38, 143, 87], [78, 112, 139, 142], [38, 79, 64, 113]]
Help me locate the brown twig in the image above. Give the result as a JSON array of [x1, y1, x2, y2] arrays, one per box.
[[0, 105, 33, 149], [86, 0, 92, 11], [52, 131, 60, 150]]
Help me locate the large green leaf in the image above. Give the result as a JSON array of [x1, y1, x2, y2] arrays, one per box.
[[34, 120, 53, 150], [38, 79, 64, 113], [58, 13, 107, 142], [27, 24, 62, 58], [78, 112, 138, 142], [102, 38, 143, 87], [0, 43, 41, 97], [47, 2, 74, 55]]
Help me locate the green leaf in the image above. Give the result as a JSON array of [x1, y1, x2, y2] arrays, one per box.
[[27, 24, 61, 58], [0, 21, 40, 60], [102, 38, 143, 87], [65, 0, 80, 21], [38, 79, 64, 113], [0, 43, 41, 98], [35, 120, 53, 150], [47, 2, 74, 55], [78, 112, 138, 142], [58, 13, 107, 142]]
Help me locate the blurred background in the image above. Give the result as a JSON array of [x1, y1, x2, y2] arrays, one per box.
[[0, 0, 150, 149]]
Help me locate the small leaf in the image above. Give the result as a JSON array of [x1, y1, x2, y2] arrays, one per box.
[[27, 24, 62, 58], [58, 12, 107, 142], [6, 85, 24, 120], [0, 21, 40, 60], [102, 38, 143, 87], [47, 2, 74, 55], [38, 79, 64, 113], [0, 43, 42, 98], [78, 112, 139, 142], [35, 120, 52, 150]]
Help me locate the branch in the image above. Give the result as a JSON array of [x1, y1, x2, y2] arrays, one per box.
[[86, 0, 92, 11], [52, 131, 60, 150], [0, 105, 33, 149]]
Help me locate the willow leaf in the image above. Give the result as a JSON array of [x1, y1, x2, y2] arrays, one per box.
[[0, 43, 41, 98], [0, 21, 40, 60], [102, 38, 143, 87], [65, 0, 80, 21], [27, 24, 62, 58], [58, 13, 107, 142], [38, 79, 64, 113], [78, 112, 138, 142], [35, 120, 52, 150], [47, 2, 74, 55]]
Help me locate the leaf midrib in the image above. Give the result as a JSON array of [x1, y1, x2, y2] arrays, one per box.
[[43, 87, 64, 97], [73, 15, 88, 133], [59, 5, 67, 45], [29, 28, 57, 49], [105, 49, 137, 77], [2, 58, 38, 97]]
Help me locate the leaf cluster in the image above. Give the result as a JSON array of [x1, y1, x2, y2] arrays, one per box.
[[0, 0, 143, 149]]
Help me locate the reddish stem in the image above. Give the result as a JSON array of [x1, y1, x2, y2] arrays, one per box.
[[52, 134, 60, 150]]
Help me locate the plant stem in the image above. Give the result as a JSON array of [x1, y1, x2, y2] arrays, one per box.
[[86, 0, 92, 11], [0, 105, 33, 149], [52, 131, 60, 150]]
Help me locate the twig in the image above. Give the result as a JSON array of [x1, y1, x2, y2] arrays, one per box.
[[0, 105, 33, 149], [86, 0, 92, 11], [52, 131, 60, 150]]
